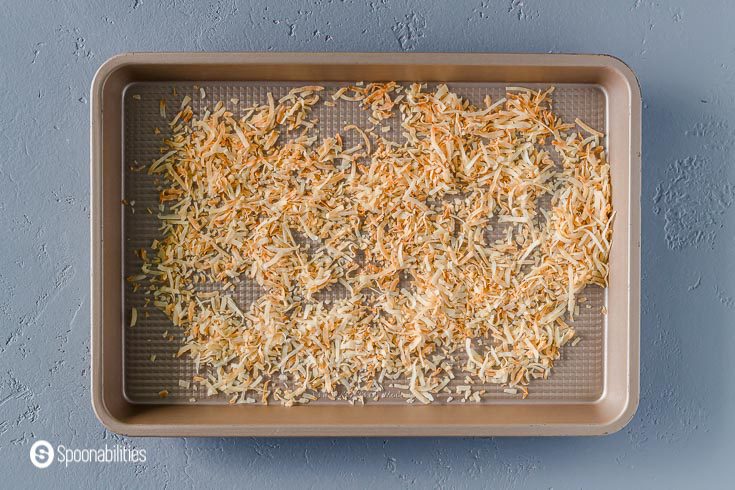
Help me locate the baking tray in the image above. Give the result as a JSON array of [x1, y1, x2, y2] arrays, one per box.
[[91, 52, 640, 436]]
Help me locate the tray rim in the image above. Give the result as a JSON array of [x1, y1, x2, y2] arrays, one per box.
[[90, 51, 641, 437]]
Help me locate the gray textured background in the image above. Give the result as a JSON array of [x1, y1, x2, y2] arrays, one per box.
[[0, 0, 730, 487]]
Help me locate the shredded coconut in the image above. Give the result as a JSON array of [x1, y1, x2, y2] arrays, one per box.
[[138, 83, 613, 405]]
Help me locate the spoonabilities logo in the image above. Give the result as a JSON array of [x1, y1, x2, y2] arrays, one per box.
[[29, 440, 54, 469], [28, 439, 146, 468]]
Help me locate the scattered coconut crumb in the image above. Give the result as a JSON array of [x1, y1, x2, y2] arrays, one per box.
[[137, 82, 612, 405]]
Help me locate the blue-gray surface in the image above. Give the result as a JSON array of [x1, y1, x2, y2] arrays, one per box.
[[0, 0, 730, 487]]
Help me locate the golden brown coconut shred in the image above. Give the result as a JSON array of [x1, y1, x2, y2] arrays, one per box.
[[135, 83, 613, 405]]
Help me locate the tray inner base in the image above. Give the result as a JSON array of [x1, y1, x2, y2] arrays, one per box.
[[123, 81, 606, 405]]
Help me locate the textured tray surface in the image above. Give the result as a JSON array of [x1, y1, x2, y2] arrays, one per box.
[[123, 81, 606, 404]]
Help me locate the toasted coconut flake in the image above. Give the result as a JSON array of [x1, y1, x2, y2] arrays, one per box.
[[141, 82, 612, 405], [575, 117, 604, 138]]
